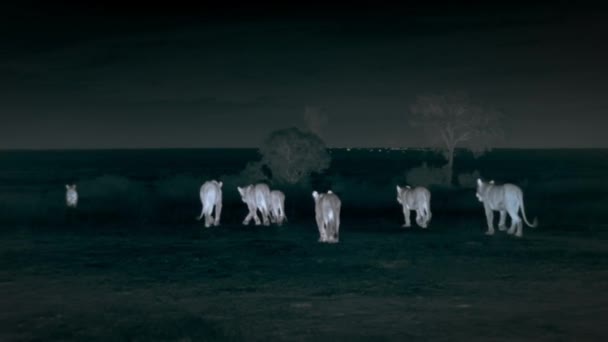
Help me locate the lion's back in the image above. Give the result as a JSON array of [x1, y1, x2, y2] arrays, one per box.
[[414, 186, 430, 203], [66, 189, 78, 206], [401, 187, 430, 208], [201, 180, 222, 201], [270, 190, 285, 207], [320, 193, 341, 217], [486, 183, 522, 210], [254, 183, 271, 198], [240, 183, 271, 208]]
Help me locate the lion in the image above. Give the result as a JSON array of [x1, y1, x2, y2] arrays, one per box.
[[269, 190, 287, 226], [476, 179, 538, 237], [65, 184, 78, 208], [396, 185, 431, 228], [312, 190, 341, 243], [196, 180, 223, 228], [237, 183, 271, 226]]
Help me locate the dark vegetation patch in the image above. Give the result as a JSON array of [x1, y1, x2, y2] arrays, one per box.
[[1, 149, 608, 339]]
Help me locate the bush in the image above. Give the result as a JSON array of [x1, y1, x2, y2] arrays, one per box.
[[405, 163, 450, 188], [219, 161, 270, 205], [328, 174, 395, 211], [155, 174, 202, 204], [78, 175, 151, 223], [0, 192, 42, 225], [152, 174, 204, 224], [0, 187, 68, 226], [259, 127, 330, 185], [457, 170, 481, 188], [236, 161, 270, 185]]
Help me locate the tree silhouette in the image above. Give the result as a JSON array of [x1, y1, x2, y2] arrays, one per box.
[[409, 92, 503, 185], [259, 127, 330, 185]]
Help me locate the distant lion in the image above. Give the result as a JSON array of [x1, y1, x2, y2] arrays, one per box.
[[196, 180, 223, 228], [476, 179, 538, 237], [269, 190, 287, 226], [396, 185, 431, 228], [65, 184, 78, 208], [312, 190, 341, 243], [237, 183, 271, 226]]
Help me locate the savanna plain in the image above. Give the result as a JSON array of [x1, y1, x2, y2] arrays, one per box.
[[1, 149, 607, 341]]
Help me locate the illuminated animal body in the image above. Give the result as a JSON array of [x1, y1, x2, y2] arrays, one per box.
[[475, 179, 538, 237], [196, 180, 223, 227], [65, 184, 78, 208], [312, 190, 341, 243], [396, 185, 431, 228], [237, 183, 271, 226], [269, 190, 286, 226]]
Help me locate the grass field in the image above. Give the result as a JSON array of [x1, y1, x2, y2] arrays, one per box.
[[1, 149, 607, 341], [1, 218, 607, 341]]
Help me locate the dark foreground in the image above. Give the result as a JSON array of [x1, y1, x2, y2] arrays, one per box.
[[1, 220, 607, 341]]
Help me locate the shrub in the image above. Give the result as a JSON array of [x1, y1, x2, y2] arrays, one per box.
[[155, 174, 202, 204], [457, 170, 481, 188], [405, 163, 450, 188], [236, 161, 270, 185], [259, 127, 330, 185], [78, 175, 151, 223], [328, 174, 395, 210], [0, 192, 42, 225]]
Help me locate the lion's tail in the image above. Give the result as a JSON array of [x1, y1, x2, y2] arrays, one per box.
[[520, 193, 538, 228], [196, 208, 204, 221], [196, 203, 211, 221]]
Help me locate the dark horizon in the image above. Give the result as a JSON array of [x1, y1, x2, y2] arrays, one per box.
[[2, 146, 608, 152], [2, 2, 607, 149]]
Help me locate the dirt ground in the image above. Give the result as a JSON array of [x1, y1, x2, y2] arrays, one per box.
[[1, 219, 607, 341]]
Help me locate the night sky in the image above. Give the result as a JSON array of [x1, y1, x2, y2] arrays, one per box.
[[1, 2, 607, 149]]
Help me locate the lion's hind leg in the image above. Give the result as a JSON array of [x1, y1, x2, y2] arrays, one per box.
[[415, 209, 427, 228], [243, 204, 259, 226], [319, 222, 328, 243], [252, 206, 263, 226], [402, 206, 411, 228], [325, 220, 339, 243], [506, 207, 522, 237], [316, 213, 327, 242], [213, 201, 222, 226], [269, 209, 277, 224], [333, 207, 340, 242], [259, 204, 270, 226], [424, 202, 432, 227], [484, 207, 495, 235], [498, 211, 507, 231], [515, 222, 523, 237], [203, 206, 213, 228]]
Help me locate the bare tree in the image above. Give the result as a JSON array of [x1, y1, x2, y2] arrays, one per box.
[[259, 127, 330, 185], [303, 105, 328, 139], [409, 92, 503, 185]]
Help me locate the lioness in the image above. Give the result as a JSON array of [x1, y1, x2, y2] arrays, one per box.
[[196, 180, 223, 227], [65, 184, 78, 208], [476, 179, 538, 237], [312, 190, 341, 243], [269, 190, 286, 226], [396, 185, 431, 228], [237, 183, 271, 226]]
